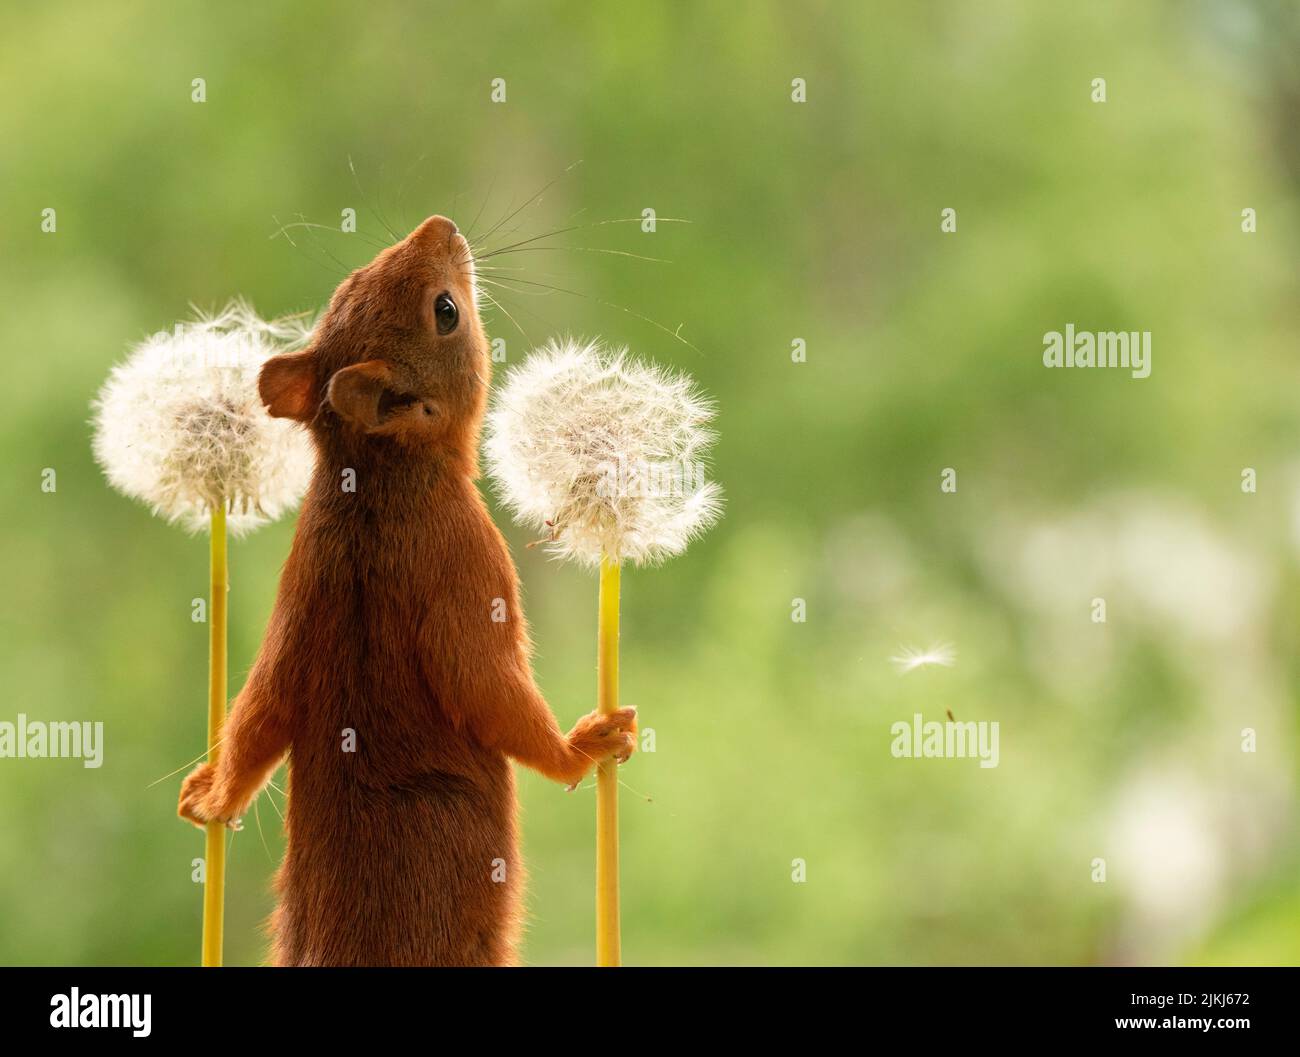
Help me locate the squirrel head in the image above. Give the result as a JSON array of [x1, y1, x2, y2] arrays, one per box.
[[260, 215, 489, 467]]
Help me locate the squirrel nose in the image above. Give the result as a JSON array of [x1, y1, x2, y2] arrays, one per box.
[[414, 215, 459, 242]]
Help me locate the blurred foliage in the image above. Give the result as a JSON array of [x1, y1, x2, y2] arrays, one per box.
[[1, 0, 1298, 965]]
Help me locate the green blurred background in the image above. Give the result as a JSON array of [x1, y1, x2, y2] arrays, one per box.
[[2, 0, 1298, 965]]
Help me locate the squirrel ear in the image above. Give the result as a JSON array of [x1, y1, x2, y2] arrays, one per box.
[[259, 349, 319, 422], [326, 360, 394, 430]]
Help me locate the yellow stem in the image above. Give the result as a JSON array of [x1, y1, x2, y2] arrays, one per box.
[[202, 504, 228, 967], [595, 555, 621, 967]]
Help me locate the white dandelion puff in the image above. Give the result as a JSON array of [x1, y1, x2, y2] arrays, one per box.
[[92, 300, 315, 536], [484, 338, 723, 566], [890, 642, 957, 674]]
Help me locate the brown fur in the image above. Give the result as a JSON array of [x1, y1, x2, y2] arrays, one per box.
[[177, 216, 635, 966]]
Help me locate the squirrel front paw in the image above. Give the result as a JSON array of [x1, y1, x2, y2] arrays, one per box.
[[178, 763, 242, 830], [565, 707, 637, 785]]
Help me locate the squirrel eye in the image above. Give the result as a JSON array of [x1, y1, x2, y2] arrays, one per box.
[[434, 292, 458, 335]]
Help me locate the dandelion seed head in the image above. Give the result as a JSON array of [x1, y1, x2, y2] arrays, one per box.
[[484, 338, 723, 566], [92, 300, 315, 536]]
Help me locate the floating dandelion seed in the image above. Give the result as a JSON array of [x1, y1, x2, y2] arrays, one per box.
[[91, 300, 316, 968], [486, 337, 722, 967], [92, 300, 314, 536], [891, 643, 957, 674]]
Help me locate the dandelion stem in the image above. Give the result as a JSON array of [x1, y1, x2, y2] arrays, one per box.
[[201, 504, 228, 967], [595, 555, 621, 967]]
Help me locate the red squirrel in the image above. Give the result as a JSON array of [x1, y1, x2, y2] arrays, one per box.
[[177, 215, 636, 966]]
